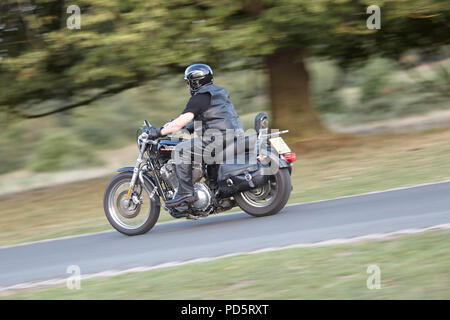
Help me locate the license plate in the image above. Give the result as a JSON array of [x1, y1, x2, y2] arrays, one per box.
[[269, 137, 291, 154]]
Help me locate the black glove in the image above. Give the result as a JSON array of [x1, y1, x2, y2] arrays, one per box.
[[183, 122, 195, 134], [146, 126, 162, 140]]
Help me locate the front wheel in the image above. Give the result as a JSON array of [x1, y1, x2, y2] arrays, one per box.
[[104, 172, 160, 236], [234, 168, 292, 217]]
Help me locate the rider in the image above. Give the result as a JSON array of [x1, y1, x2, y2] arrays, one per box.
[[146, 63, 244, 208]]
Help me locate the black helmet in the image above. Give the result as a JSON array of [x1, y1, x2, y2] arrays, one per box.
[[184, 63, 214, 94]]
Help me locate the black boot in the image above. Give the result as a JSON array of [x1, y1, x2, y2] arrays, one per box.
[[207, 164, 219, 191], [165, 164, 196, 208]]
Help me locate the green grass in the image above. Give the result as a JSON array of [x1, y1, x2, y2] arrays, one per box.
[[287, 128, 450, 204], [1, 127, 450, 246], [3, 229, 449, 299]]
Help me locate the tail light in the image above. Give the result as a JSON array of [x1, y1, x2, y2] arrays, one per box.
[[283, 152, 297, 163]]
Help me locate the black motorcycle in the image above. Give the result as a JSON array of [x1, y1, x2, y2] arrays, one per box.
[[103, 113, 296, 236]]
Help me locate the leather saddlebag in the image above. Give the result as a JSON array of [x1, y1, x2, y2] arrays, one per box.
[[217, 163, 269, 197]]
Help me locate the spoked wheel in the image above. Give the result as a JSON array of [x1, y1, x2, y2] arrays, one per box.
[[104, 172, 160, 235], [234, 168, 291, 217]]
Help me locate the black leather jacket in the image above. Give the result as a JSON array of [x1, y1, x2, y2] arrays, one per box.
[[192, 84, 244, 137]]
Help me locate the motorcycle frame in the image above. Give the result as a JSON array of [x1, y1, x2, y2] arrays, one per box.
[[119, 127, 292, 215]]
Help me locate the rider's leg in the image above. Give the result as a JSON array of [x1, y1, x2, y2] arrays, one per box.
[[165, 138, 205, 208], [165, 163, 196, 208]]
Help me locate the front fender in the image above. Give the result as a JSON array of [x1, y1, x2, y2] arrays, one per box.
[[116, 167, 161, 205], [117, 167, 135, 173]]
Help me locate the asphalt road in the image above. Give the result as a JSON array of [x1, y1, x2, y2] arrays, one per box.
[[1, 181, 450, 288]]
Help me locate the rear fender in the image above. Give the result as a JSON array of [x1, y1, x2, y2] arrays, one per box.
[[264, 149, 292, 175]]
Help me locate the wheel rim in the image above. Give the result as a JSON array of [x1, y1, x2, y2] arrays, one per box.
[[239, 176, 278, 208], [108, 179, 152, 230]]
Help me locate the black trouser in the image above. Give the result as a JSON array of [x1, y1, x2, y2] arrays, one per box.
[[172, 132, 253, 199], [170, 136, 213, 200], [172, 133, 233, 196]]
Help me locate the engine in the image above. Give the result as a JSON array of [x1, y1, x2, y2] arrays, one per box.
[[160, 160, 212, 211], [159, 160, 178, 192], [192, 182, 213, 211]]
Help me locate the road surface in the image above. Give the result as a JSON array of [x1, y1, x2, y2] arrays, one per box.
[[1, 181, 450, 288]]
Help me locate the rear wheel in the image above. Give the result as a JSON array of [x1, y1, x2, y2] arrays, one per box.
[[103, 172, 160, 235], [234, 168, 291, 217]]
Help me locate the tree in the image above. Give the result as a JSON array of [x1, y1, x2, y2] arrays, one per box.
[[0, 0, 448, 138]]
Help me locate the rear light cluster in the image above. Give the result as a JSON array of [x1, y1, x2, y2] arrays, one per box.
[[282, 152, 297, 163]]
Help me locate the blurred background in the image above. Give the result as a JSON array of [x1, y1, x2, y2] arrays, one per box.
[[0, 0, 449, 298]]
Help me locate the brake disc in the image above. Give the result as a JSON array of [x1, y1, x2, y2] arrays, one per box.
[[116, 188, 141, 219]]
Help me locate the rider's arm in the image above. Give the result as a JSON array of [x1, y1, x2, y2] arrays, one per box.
[[160, 112, 194, 136], [160, 93, 210, 136]]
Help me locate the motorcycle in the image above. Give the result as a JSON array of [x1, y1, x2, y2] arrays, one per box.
[[103, 113, 296, 235]]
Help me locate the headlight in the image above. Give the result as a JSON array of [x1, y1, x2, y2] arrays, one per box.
[[137, 131, 150, 150]]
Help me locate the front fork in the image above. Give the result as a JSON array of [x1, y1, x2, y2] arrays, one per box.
[[124, 133, 149, 208]]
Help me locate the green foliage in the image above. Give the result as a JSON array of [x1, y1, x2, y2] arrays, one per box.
[[311, 56, 450, 124], [29, 129, 103, 172], [0, 68, 269, 175], [0, 122, 27, 174], [355, 58, 396, 103], [70, 98, 142, 149], [309, 59, 344, 113], [411, 65, 450, 99], [0, 0, 448, 117], [351, 58, 450, 118]]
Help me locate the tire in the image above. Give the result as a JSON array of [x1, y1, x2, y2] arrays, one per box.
[[103, 172, 160, 236], [234, 168, 292, 217]]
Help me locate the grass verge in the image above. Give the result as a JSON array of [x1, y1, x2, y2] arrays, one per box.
[[1, 127, 450, 246], [2, 229, 449, 299]]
